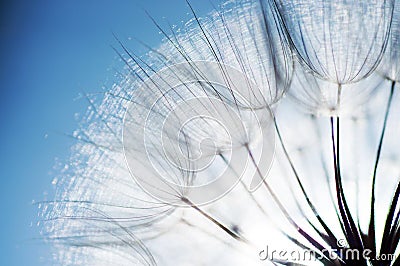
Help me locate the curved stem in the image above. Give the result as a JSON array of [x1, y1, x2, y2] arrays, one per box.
[[368, 80, 396, 254], [274, 117, 339, 247]]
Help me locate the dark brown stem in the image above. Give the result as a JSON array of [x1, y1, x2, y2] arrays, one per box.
[[180, 197, 250, 245]]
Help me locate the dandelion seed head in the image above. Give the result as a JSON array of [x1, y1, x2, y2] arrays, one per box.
[[40, 0, 400, 265]]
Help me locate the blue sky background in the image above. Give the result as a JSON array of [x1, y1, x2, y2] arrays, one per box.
[[0, 1, 216, 265]]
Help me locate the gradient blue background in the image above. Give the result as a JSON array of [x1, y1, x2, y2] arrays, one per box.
[[0, 1, 216, 265]]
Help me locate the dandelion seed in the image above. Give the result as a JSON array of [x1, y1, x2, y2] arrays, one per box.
[[378, 0, 400, 83], [274, 0, 393, 84], [274, 0, 394, 115], [288, 63, 384, 116]]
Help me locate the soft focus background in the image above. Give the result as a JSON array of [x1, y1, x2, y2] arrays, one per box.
[[0, 1, 216, 265]]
